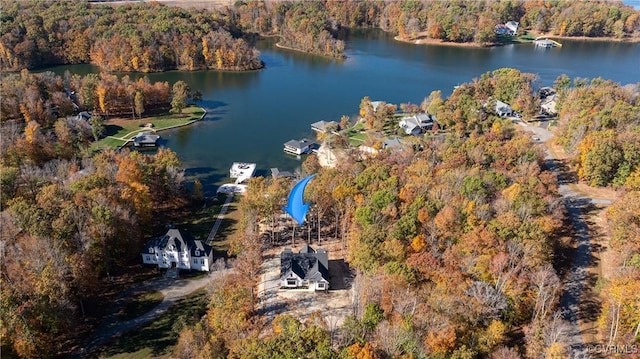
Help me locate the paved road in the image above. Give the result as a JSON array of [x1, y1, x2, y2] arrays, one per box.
[[72, 273, 220, 358], [518, 121, 612, 358]]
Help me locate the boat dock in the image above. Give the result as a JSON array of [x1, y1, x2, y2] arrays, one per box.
[[217, 162, 257, 195], [283, 138, 318, 155], [229, 162, 256, 184], [534, 37, 562, 48], [133, 132, 160, 147]]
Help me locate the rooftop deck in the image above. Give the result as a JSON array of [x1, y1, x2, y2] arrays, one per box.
[[229, 162, 256, 184]]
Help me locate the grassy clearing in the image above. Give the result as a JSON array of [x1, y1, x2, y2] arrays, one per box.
[[118, 290, 164, 321], [92, 105, 204, 150], [178, 194, 239, 258], [94, 289, 209, 359]]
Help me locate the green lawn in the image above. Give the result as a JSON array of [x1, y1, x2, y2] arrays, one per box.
[[177, 194, 238, 258], [94, 289, 209, 359], [118, 290, 164, 321], [92, 105, 205, 150]]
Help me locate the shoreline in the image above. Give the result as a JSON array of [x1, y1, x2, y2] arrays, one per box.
[[274, 42, 346, 60], [394, 32, 640, 48], [115, 106, 207, 150]]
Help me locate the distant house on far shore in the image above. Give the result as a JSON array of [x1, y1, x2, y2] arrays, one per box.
[[495, 21, 519, 36]]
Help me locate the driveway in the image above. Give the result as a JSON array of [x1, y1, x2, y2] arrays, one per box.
[[518, 121, 612, 358], [73, 272, 224, 358]]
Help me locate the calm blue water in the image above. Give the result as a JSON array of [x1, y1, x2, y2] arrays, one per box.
[[41, 30, 640, 194]]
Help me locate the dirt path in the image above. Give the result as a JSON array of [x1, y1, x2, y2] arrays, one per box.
[[518, 121, 613, 357], [72, 272, 223, 358]]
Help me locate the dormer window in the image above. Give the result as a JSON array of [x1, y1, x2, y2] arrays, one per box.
[[195, 250, 200, 256], [148, 248, 153, 254]]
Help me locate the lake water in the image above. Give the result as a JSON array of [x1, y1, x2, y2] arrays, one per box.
[[42, 30, 640, 194]]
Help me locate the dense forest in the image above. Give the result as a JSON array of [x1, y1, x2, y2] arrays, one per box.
[[2, 1, 638, 73], [232, 0, 640, 46], [0, 1, 263, 72], [555, 77, 640, 188]]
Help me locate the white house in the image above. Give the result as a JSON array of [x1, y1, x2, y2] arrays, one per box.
[[495, 21, 519, 36], [539, 87, 558, 116], [399, 113, 435, 135], [505, 21, 519, 35], [280, 245, 330, 291], [494, 100, 514, 117], [141, 228, 213, 272]]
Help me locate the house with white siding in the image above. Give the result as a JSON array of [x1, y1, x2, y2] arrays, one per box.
[[280, 245, 330, 291], [141, 228, 213, 272]]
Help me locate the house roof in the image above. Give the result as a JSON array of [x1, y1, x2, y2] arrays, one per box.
[[311, 120, 338, 132], [281, 246, 329, 283], [133, 132, 160, 144], [400, 113, 434, 134], [370, 101, 382, 112], [141, 228, 212, 257], [271, 168, 294, 178], [383, 137, 404, 149], [284, 138, 316, 150]]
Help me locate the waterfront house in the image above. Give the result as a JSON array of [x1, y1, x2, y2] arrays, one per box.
[[495, 21, 518, 36], [142, 228, 213, 272], [311, 120, 339, 134], [539, 87, 558, 115], [280, 245, 330, 291], [505, 21, 519, 35], [399, 113, 435, 135], [133, 132, 160, 147], [284, 138, 317, 155], [494, 100, 514, 118], [271, 168, 295, 179]]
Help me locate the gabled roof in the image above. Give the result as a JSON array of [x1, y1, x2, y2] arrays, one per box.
[[281, 246, 329, 283], [142, 228, 212, 257]]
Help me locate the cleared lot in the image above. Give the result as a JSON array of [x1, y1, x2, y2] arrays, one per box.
[[258, 243, 354, 330]]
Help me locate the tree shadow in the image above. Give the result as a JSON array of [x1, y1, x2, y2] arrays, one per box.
[[104, 124, 124, 137], [544, 158, 577, 185], [328, 259, 352, 290]]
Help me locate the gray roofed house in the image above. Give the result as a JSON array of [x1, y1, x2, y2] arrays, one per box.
[[283, 138, 317, 155], [133, 132, 160, 147], [141, 228, 213, 271], [280, 245, 329, 291], [399, 113, 435, 135], [271, 168, 295, 179]]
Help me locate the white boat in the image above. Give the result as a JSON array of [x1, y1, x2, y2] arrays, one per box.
[[229, 162, 256, 184]]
